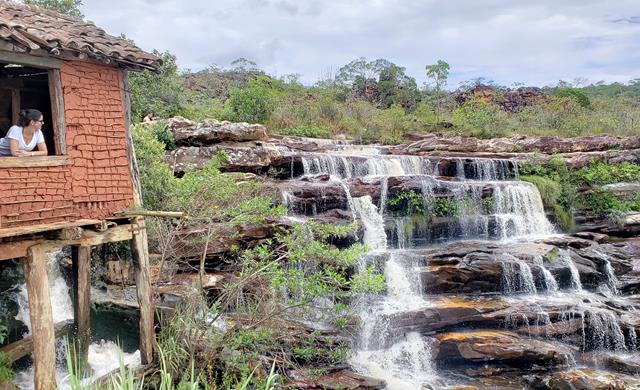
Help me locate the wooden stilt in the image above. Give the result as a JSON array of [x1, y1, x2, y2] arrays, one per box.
[[130, 216, 154, 364], [72, 245, 91, 371], [23, 244, 56, 390]]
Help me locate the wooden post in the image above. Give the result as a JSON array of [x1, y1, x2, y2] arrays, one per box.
[[23, 244, 56, 390], [130, 217, 154, 365], [72, 245, 91, 372], [121, 70, 155, 365]]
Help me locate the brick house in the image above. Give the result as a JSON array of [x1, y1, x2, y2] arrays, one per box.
[[0, 1, 161, 236], [0, 3, 161, 385]]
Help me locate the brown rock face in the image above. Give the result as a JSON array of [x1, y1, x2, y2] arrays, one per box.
[[168, 116, 269, 144], [533, 368, 640, 390], [432, 330, 572, 367], [285, 369, 385, 389], [169, 143, 285, 174]]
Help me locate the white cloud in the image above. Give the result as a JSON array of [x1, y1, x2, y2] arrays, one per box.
[[82, 0, 640, 87]]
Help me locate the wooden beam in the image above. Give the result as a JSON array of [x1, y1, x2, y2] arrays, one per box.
[[0, 320, 73, 363], [116, 210, 185, 219], [121, 70, 155, 365], [0, 224, 133, 261], [0, 219, 101, 239], [23, 244, 56, 390], [130, 216, 154, 365], [0, 155, 69, 168], [0, 50, 62, 69], [11, 88, 19, 124], [47, 69, 66, 155], [73, 245, 91, 372]]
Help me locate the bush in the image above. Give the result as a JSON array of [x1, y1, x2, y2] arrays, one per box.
[[554, 87, 591, 108], [451, 99, 509, 138], [575, 162, 640, 186], [227, 76, 279, 123]]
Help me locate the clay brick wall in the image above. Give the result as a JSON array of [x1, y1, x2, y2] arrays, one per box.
[[0, 61, 134, 230]]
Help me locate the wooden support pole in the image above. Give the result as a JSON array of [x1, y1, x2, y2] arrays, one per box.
[[23, 244, 56, 390], [72, 245, 91, 372], [130, 217, 154, 365]]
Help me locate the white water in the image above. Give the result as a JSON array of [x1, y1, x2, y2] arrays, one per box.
[[352, 196, 387, 251], [500, 254, 537, 295], [350, 253, 437, 389], [558, 249, 584, 291], [533, 255, 559, 293], [13, 341, 140, 390], [492, 182, 554, 239], [15, 251, 74, 335], [11, 251, 141, 389]]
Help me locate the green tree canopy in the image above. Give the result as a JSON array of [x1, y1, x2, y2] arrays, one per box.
[[23, 0, 83, 17]]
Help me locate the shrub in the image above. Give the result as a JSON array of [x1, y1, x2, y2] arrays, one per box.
[[227, 76, 279, 123], [554, 87, 591, 108], [451, 99, 509, 138], [575, 162, 640, 186]]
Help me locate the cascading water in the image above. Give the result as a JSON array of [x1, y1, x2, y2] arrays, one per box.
[[10, 250, 140, 389], [281, 148, 638, 387], [533, 255, 559, 293]]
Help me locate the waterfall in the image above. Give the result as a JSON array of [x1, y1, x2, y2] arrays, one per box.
[[492, 182, 554, 239], [533, 255, 559, 293], [350, 253, 437, 389], [15, 251, 74, 335], [582, 310, 627, 351], [352, 196, 387, 251], [11, 250, 141, 389], [500, 255, 537, 295], [558, 249, 583, 291], [379, 176, 389, 216]]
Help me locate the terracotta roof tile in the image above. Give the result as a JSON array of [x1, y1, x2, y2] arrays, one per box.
[[0, 1, 161, 71]]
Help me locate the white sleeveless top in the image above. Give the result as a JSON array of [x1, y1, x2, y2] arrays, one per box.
[[0, 126, 45, 156]]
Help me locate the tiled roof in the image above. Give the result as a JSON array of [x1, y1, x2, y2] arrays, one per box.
[[0, 1, 161, 71]]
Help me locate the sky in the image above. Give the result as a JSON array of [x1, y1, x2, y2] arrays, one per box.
[[81, 0, 640, 88]]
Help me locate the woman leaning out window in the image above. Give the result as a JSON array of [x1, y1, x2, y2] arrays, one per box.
[[0, 109, 48, 157]]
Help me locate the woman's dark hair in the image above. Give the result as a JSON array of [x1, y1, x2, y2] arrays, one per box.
[[17, 109, 43, 127]]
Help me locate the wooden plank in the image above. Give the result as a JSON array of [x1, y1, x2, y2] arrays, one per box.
[[130, 216, 154, 365], [47, 69, 66, 155], [116, 210, 185, 218], [11, 88, 19, 125], [121, 70, 155, 365], [23, 244, 56, 390], [0, 50, 62, 69], [120, 71, 142, 206], [0, 218, 101, 239], [0, 155, 69, 168], [0, 320, 74, 363], [0, 224, 133, 261], [73, 245, 91, 372]]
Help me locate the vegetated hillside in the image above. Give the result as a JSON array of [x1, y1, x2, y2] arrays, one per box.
[[130, 51, 640, 144]]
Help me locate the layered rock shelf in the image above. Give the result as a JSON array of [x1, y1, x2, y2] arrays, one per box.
[[80, 120, 634, 389]]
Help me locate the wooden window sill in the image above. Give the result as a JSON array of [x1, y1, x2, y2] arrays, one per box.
[[0, 155, 69, 168]]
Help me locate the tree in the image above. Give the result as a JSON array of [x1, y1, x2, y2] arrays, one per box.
[[336, 57, 392, 86], [378, 64, 420, 110], [129, 49, 184, 121], [23, 0, 83, 17], [424, 60, 450, 122]]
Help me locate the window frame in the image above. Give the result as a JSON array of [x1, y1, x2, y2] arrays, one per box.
[[0, 50, 67, 160]]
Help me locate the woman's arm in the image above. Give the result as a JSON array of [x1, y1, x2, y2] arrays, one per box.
[[9, 139, 28, 156], [32, 142, 48, 156]]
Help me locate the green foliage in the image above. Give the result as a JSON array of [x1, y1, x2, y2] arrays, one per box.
[[227, 76, 280, 123], [575, 162, 640, 185], [131, 123, 175, 211], [451, 100, 509, 138], [520, 175, 575, 231], [278, 124, 331, 139], [129, 50, 184, 121], [554, 87, 591, 108], [578, 190, 640, 219], [23, 0, 83, 16]]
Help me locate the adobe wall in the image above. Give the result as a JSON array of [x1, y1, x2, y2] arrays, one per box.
[[0, 61, 134, 230]]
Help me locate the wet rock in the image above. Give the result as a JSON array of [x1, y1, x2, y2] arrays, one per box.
[[432, 330, 573, 368], [531, 368, 640, 390], [601, 353, 640, 375], [571, 232, 609, 243], [169, 116, 268, 144], [285, 369, 385, 389], [104, 259, 134, 285]]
